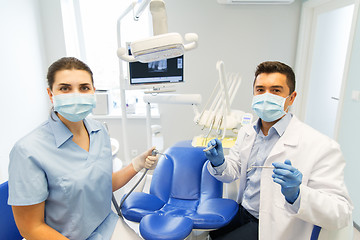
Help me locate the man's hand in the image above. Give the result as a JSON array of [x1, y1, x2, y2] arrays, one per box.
[[272, 159, 302, 204], [204, 139, 225, 167]]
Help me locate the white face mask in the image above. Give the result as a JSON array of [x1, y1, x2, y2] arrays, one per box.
[[53, 93, 96, 122], [251, 93, 290, 122]]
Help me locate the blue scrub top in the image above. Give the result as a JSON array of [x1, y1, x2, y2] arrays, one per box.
[[8, 111, 118, 240]]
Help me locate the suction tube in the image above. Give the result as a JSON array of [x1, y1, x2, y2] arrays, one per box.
[[114, 149, 166, 217]]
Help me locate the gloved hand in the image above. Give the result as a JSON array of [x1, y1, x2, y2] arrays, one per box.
[[132, 147, 159, 172], [272, 159, 303, 204], [204, 138, 225, 167]]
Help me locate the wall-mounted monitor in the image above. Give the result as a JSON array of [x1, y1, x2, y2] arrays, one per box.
[[125, 44, 184, 91]]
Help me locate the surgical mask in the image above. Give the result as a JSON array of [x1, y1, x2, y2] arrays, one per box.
[[53, 93, 96, 122], [251, 93, 289, 122]]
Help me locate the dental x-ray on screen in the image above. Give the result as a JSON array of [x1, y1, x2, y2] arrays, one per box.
[[126, 44, 184, 90]]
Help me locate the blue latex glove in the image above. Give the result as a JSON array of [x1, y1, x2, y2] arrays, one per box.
[[272, 159, 303, 204], [204, 139, 225, 167]]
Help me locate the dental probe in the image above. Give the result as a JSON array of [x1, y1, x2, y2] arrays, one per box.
[[246, 165, 274, 172], [203, 144, 217, 152]]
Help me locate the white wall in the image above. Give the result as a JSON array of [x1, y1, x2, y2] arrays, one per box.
[[38, 0, 67, 66], [0, 0, 50, 183], [0, 0, 302, 182], [158, 0, 302, 149], [338, 6, 360, 225], [79, 1, 302, 160]]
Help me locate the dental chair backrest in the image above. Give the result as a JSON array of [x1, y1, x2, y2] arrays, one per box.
[[149, 141, 223, 206], [120, 140, 239, 231]]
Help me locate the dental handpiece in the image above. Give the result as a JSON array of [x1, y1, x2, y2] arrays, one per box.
[[152, 149, 168, 159], [118, 149, 164, 216]]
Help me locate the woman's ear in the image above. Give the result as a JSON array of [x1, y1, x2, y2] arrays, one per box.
[[47, 88, 54, 104]]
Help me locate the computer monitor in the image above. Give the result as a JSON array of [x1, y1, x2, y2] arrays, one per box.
[[125, 44, 184, 91]]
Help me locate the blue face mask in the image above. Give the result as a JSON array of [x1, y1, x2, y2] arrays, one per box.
[[251, 93, 289, 122], [53, 93, 96, 122]]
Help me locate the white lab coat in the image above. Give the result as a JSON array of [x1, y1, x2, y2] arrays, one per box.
[[207, 115, 353, 240]]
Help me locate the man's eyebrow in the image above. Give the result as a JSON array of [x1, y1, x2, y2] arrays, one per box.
[[270, 85, 284, 89], [254, 85, 284, 89], [58, 83, 71, 86]]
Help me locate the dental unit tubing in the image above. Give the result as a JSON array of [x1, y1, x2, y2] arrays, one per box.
[[217, 61, 231, 113]]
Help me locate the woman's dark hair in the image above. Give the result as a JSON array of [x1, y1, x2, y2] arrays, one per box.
[[253, 61, 296, 94], [47, 57, 94, 91]]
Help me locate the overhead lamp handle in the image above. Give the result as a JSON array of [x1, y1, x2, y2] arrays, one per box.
[[184, 33, 199, 51], [117, 47, 136, 62]]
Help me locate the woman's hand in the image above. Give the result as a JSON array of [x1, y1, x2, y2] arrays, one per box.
[[131, 147, 159, 172]]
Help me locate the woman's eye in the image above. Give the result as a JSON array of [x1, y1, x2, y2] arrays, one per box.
[[81, 86, 90, 91]]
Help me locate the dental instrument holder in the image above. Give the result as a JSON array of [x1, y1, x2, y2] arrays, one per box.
[[193, 61, 248, 149]]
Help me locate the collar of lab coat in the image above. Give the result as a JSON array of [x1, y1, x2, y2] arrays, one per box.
[[244, 115, 300, 146], [266, 115, 301, 159], [242, 115, 300, 161]]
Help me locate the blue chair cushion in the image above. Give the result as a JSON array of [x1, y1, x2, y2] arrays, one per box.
[[0, 182, 23, 240], [192, 198, 239, 229], [140, 214, 193, 240], [121, 192, 165, 222]]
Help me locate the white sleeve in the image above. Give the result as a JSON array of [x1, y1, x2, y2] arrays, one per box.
[[207, 129, 247, 183], [290, 140, 353, 230]]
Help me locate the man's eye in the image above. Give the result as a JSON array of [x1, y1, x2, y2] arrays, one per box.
[[81, 86, 90, 91]]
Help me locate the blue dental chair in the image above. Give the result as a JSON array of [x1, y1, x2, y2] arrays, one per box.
[[121, 140, 239, 240], [0, 181, 23, 240]]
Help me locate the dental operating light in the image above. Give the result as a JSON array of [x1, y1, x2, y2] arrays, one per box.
[[117, 0, 198, 63]]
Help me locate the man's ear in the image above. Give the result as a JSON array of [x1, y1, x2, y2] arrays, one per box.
[[289, 91, 297, 106]]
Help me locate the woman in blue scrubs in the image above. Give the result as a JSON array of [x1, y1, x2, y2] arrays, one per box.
[[8, 57, 157, 240]]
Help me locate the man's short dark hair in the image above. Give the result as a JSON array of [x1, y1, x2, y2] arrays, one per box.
[[253, 61, 296, 94]]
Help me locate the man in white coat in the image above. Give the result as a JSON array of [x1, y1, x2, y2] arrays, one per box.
[[205, 61, 353, 240]]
